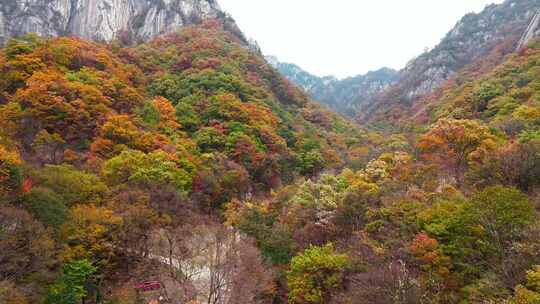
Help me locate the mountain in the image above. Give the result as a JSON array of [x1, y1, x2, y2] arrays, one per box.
[[2, 1, 540, 304], [314, 68, 400, 116], [0, 0, 244, 44], [265, 56, 325, 93], [0, 19, 372, 304], [428, 39, 540, 136], [267, 56, 399, 116], [359, 0, 540, 125]]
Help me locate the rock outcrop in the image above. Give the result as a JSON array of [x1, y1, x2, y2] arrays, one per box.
[[0, 0, 236, 44], [516, 9, 540, 50]]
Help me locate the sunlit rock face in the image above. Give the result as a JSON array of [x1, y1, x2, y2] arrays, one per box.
[[0, 0, 224, 44]]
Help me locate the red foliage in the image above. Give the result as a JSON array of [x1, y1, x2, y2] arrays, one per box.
[[21, 178, 33, 194]]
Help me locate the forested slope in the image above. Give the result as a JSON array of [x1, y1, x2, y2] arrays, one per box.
[[1, 10, 540, 304], [358, 0, 540, 126], [227, 39, 540, 303], [0, 21, 369, 303]]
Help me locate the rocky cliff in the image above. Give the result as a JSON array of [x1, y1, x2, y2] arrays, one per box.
[[0, 0, 240, 44]]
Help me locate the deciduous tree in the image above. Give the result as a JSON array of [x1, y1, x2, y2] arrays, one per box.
[[287, 244, 348, 304], [418, 119, 498, 184], [46, 259, 97, 304]]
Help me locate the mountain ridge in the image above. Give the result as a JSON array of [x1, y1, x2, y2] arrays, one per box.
[[267, 56, 399, 116], [0, 0, 245, 44], [268, 0, 540, 124], [2, 1, 540, 303], [358, 0, 540, 125]]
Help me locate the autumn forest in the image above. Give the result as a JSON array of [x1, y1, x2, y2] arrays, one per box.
[[1, 2, 540, 304]]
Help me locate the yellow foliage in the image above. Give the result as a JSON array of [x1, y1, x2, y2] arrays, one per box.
[[60, 204, 122, 267], [511, 285, 540, 304], [513, 105, 540, 123], [0, 102, 22, 145], [151, 96, 181, 131], [526, 266, 540, 293], [0, 144, 21, 195]]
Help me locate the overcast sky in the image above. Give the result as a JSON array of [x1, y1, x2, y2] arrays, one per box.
[[219, 0, 505, 78]]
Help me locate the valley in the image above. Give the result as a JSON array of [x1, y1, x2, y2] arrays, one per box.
[[0, 0, 539, 304]]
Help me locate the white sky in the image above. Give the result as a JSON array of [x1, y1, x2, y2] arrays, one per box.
[[219, 0, 505, 78]]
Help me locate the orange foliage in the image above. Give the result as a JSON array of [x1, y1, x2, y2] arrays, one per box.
[[410, 233, 451, 278], [151, 96, 181, 131]]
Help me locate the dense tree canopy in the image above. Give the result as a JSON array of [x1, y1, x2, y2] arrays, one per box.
[[0, 20, 539, 304]]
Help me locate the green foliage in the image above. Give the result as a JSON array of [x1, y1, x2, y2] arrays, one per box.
[[417, 200, 467, 257], [260, 224, 297, 265], [47, 260, 97, 304], [419, 186, 534, 276], [432, 44, 540, 140], [31, 165, 109, 206], [295, 138, 327, 175], [519, 129, 540, 143], [464, 186, 534, 258], [291, 174, 347, 210], [23, 187, 67, 228], [230, 203, 296, 264], [137, 101, 161, 127], [103, 150, 193, 194], [297, 150, 326, 176], [4, 33, 43, 59], [472, 81, 505, 111], [149, 69, 255, 103], [365, 220, 385, 233], [287, 244, 348, 304], [175, 100, 202, 132], [194, 127, 226, 152]]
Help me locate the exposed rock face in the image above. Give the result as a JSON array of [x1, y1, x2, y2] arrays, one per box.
[[0, 0, 230, 44], [358, 0, 540, 124], [402, 0, 538, 98], [267, 56, 399, 117], [516, 9, 540, 50]]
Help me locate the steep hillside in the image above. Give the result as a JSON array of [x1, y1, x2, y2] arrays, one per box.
[[359, 0, 540, 126], [428, 40, 540, 141], [228, 40, 540, 303], [0, 22, 371, 303], [267, 56, 398, 116], [0, 0, 245, 44], [1, 2, 540, 304]]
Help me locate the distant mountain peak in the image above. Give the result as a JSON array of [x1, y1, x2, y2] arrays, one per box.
[[267, 56, 398, 116]]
